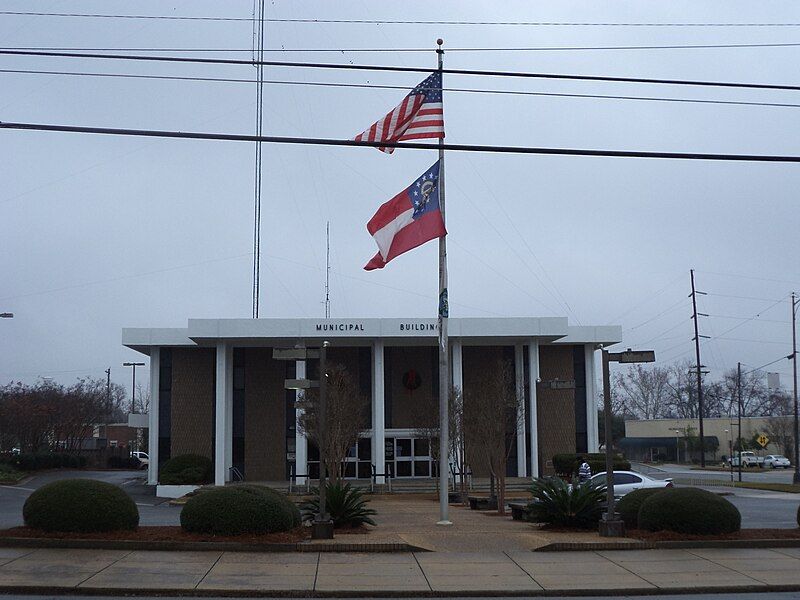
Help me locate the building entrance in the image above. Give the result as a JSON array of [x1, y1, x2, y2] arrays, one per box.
[[386, 436, 433, 478]]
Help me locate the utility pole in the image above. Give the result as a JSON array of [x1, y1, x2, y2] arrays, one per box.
[[791, 293, 799, 484], [105, 367, 111, 421], [251, 0, 266, 318], [690, 269, 709, 466], [325, 222, 330, 319], [738, 361, 743, 482]]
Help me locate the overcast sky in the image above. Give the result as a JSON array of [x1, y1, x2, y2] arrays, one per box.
[[1, 1, 799, 395]]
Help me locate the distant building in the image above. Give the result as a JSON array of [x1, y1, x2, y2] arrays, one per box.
[[622, 416, 789, 462]]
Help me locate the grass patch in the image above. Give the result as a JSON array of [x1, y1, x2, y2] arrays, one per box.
[[0, 465, 26, 484], [732, 482, 800, 493]]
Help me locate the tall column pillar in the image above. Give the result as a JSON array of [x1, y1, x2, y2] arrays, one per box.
[[515, 343, 527, 477], [451, 340, 464, 475], [372, 341, 386, 484], [585, 344, 600, 452], [528, 341, 541, 478], [295, 360, 308, 484], [214, 342, 233, 486], [147, 347, 160, 486]]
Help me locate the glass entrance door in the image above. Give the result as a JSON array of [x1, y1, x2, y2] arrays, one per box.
[[391, 437, 432, 478]]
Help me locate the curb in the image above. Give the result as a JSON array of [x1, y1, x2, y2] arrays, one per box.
[[536, 538, 800, 552], [0, 537, 425, 553], [0, 584, 798, 597]]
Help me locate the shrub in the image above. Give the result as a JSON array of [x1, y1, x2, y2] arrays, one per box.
[[23, 478, 139, 532], [638, 487, 741, 534], [160, 454, 212, 485], [552, 453, 631, 478], [616, 488, 666, 528], [107, 455, 142, 469], [300, 482, 377, 528], [180, 485, 298, 535], [526, 477, 606, 529]]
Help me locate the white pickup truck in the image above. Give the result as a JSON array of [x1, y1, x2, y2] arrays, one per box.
[[729, 451, 764, 468]]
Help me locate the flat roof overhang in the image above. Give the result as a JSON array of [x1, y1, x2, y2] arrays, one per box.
[[123, 317, 622, 355]]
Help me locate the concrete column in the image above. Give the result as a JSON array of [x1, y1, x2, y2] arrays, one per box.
[[585, 344, 600, 452], [372, 341, 386, 484], [515, 343, 527, 478], [147, 347, 160, 486], [451, 340, 464, 475], [214, 342, 232, 486], [295, 360, 308, 484], [527, 341, 540, 478]]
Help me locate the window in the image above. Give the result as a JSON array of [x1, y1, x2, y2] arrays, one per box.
[[614, 473, 641, 485]]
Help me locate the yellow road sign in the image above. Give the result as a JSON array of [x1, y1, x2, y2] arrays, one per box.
[[757, 434, 769, 448]]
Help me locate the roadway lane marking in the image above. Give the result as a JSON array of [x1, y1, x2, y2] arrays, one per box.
[[0, 485, 35, 492]]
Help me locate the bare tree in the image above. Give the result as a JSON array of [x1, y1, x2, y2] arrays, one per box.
[[411, 386, 467, 500], [463, 358, 523, 515], [612, 364, 671, 419], [296, 363, 369, 483]]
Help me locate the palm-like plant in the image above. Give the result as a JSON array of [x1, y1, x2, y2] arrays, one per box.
[[300, 482, 377, 528], [526, 477, 606, 529]]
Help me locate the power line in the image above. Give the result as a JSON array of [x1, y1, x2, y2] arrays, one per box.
[[7, 42, 800, 52], [6, 121, 800, 162], [4, 12, 800, 27], [745, 356, 790, 375], [4, 49, 800, 92], [7, 68, 800, 110]]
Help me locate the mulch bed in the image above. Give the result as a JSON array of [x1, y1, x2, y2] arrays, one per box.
[[0, 526, 308, 544], [631, 528, 800, 542]]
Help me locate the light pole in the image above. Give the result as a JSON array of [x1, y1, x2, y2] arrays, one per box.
[[791, 293, 799, 484], [600, 347, 656, 537], [674, 430, 681, 464], [313, 341, 334, 539], [122, 362, 145, 414]]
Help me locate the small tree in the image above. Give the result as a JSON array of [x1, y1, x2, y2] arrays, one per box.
[[463, 358, 523, 515], [296, 363, 369, 483]]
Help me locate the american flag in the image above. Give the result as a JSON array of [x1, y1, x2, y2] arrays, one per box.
[[354, 72, 444, 154]]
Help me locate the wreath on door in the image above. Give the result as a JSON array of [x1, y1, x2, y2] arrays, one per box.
[[402, 369, 422, 391]]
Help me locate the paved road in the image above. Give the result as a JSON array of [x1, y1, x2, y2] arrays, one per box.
[[1, 596, 799, 600], [0, 470, 181, 529], [648, 463, 797, 484]]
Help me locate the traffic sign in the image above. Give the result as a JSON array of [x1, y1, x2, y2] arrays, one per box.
[[757, 434, 769, 448]]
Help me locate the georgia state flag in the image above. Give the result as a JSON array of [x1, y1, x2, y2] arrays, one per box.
[[364, 161, 447, 270]]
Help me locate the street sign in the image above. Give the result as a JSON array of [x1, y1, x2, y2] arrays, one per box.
[[611, 350, 656, 364], [284, 378, 319, 390], [273, 348, 320, 361], [757, 434, 770, 448]]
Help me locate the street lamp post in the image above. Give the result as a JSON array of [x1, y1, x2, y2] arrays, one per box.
[[674, 430, 681, 464], [122, 362, 145, 414], [791, 293, 799, 484], [600, 347, 656, 538]]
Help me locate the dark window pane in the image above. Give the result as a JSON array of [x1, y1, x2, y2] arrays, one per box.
[[396, 461, 412, 477], [357, 462, 372, 479], [384, 438, 395, 461], [414, 438, 430, 457], [344, 462, 356, 479], [414, 460, 430, 477], [397, 439, 412, 457], [358, 438, 372, 460]]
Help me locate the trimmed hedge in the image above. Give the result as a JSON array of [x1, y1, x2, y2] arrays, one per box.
[[616, 488, 666, 528], [553, 453, 631, 478], [23, 478, 139, 532], [638, 487, 741, 535], [14, 453, 87, 471], [160, 454, 212, 485], [180, 485, 299, 535]]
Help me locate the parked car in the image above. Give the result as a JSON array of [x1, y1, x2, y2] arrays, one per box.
[[729, 451, 764, 468], [131, 451, 149, 469], [589, 471, 673, 499], [763, 455, 791, 469]]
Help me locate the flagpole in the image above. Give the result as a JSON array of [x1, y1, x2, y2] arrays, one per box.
[[436, 38, 452, 526]]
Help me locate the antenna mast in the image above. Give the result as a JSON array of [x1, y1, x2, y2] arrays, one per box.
[[325, 222, 331, 318]]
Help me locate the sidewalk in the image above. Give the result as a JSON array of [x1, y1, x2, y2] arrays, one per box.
[[2, 546, 800, 594]]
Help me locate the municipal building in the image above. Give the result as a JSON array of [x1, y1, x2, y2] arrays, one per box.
[[122, 317, 620, 488]]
